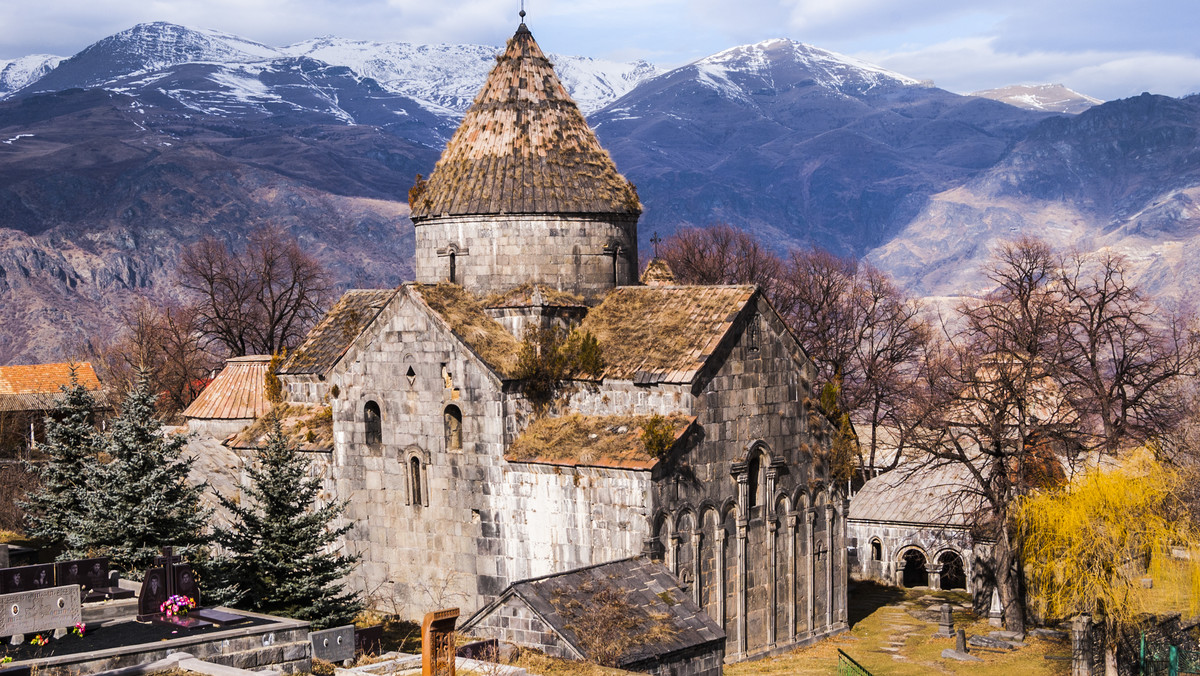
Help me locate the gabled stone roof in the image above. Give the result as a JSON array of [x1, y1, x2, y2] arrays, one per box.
[[462, 557, 725, 669], [182, 356, 271, 421], [579, 285, 758, 384], [409, 23, 641, 220], [280, 289, 398, 376], [505, 413, 696, 469], [849, 461, 986, 528]]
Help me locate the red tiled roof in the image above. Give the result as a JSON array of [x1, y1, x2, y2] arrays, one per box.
[[182, 356, 271, 421], [0, 362, 102, 395], [409, 23, 640, 220]]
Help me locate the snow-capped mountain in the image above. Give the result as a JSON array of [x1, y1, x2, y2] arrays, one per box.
[[282, 37, 658, 114], [969, 83, 1102, 114], [0, 55, 64, 99], [686, 38, 928, 104], [8, 22, 659, 116]]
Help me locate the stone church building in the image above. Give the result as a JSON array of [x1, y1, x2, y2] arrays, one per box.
[[268, 21, 849, 662]]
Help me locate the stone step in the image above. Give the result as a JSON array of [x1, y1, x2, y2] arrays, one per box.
[[205, 640, 311, 672]]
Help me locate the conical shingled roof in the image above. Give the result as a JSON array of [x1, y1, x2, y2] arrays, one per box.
[[409, 24, 641, 220]]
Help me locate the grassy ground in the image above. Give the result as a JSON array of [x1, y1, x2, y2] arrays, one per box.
[[727, 581, 1072, 676]]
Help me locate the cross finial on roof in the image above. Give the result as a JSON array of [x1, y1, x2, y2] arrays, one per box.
[[650, 231, 663, 258], [519, 0, 526, 22]]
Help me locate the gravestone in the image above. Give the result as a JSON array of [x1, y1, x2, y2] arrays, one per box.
[[956, 628, 967, 653], [137, 547, 203, 624], [0, 564, 55, 594], [0, 544, 8, 569], [934, 603, 954, 638], [422, 608, 459, 676], [56, 557, 133, 602], [0, 585, 81, 639], [310, 625, 355, 664], [989, 588, 1003, 627]]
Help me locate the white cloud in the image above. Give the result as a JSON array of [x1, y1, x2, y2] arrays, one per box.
[[862, 37, 1200, 100]]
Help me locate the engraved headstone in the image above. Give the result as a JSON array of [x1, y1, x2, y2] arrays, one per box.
[[310, 625, 355, 664], [956, 628, 967, 653], [421, 608, 459, 676], [137, 547, 200, 622], [988, 588, 1003, 627], [0, 563, 55, 594], [0, 585, 81, 638], [138, 567, 168, 620]]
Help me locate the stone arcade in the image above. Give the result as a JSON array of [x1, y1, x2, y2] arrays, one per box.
[[267, 20, 849, 662]]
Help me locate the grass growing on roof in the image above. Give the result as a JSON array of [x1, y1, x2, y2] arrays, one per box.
[[483, 282, 585, 308], [228, 403, 333, 450], [415, 283, 522, 376], [506, 413, 692, 465]]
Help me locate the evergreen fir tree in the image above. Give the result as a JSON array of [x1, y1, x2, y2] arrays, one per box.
[[20, 367, 100, 555], [87, 375, 212, 576], [215, 416, 360, 628]]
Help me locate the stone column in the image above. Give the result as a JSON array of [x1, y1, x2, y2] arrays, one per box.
[[825, 503, 834, 629], [839, 498, 850, 624], [787, 512, 798, 642], [926, 563, 942, 591], [767, 518, 778, 649], [715, 527, 726, 639], [668, 534, 680, 576], [806, 508, 816, 634], [691, 533, 702, 606], [1072, 614, 1093, 676], [736, 518, 748, 657]]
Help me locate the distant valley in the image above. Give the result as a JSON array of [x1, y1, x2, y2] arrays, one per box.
[[3, 22, 1198, 364]]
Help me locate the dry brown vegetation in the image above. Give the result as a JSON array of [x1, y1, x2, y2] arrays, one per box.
[[483, 283, 585, 308], [415, 283, 522, 376], [549, 577, 679, 668], [229, 403, 333, 450], [506, 413, 692, 465]]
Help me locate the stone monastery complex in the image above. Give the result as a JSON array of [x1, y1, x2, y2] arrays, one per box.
[[187, 20, 850, 663]]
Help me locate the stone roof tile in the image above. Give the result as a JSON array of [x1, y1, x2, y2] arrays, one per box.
[[409, 23, 640, 220], [280, 289, 398, 376]]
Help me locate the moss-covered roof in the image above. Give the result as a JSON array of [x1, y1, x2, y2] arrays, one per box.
[[280, 289, 398, 376], [639, 259, 677, 286], [506, 413, 695, 469], [409, 23, 640, 220], [226, 403, 333, 452], [579, 285, 757, 384], [411, 283, 522, 377], [483, 283, 586, 308]]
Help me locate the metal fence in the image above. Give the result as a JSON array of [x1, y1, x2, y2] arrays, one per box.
[[1141, 634, 1200, 675], [837, 649, 873, 676]]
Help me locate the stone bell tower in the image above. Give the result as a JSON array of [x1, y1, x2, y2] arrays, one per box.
[[408, 21, 641, 301]]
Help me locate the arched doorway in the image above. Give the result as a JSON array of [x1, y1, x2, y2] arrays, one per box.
[[938, 551, 967, 590], [901, 548, 928, 587]]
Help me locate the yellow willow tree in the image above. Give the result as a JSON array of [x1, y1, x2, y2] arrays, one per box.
[[1016, 448, 1200, 673]]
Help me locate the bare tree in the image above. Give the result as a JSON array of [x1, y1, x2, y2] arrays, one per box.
[[178, 226, 332, 356], [1056, 250, 1199, 455], [658, 224, 784, 300], [90, 299, 219, 419]]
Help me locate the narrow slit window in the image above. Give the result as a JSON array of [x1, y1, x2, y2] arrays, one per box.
[[364, 401, 382, 447], [410, 456, 423, 506], [444, 405, 463, 450]]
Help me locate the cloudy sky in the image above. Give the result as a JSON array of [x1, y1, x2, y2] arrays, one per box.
[[3, 0, 1198, 101]]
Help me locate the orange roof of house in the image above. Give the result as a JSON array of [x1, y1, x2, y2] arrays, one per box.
[[182, 356, 272, 421], [0, 362, 102, 395], [579, 285, 758, 384], [409, 23, 640, 220]]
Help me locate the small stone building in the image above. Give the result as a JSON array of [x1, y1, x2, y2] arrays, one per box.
[[182, 355, 273, 440], [847, 462, 991, 597], [463, 557, 725, 676], [269, 19, 849, 663]]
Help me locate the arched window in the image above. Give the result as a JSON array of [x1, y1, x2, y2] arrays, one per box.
[[444, 405, 462, 450], [871, 538, 883, 561], [364, 401, 382, 447], [410, 456, 423, 506], [747, 453, 762, 511], [449, 251, 456, 284]]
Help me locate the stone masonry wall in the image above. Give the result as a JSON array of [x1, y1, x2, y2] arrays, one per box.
[[466, 595, 576, 659], [847, 519, 982, 596], [413, 214, 639, 301], [647, 297, 849, 661]]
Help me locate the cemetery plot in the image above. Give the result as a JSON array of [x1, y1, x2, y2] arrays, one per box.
[[0, 585, 81, 638]]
